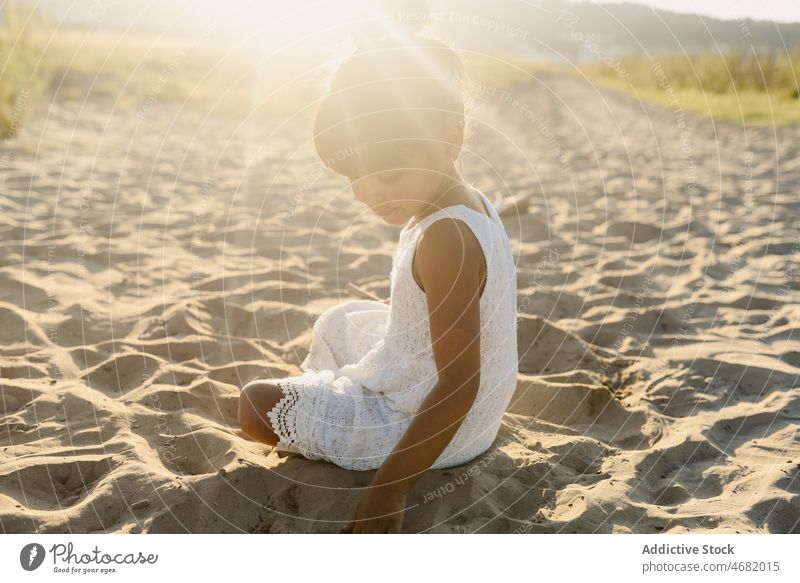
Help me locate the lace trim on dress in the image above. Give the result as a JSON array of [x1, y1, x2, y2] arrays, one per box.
[[266, 380, 300, 445], [266, 379, 324, 460]]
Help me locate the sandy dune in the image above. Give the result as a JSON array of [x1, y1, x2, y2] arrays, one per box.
[[1, 72, 798, 533]]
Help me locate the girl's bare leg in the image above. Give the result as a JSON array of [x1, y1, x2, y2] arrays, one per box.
[[238, 380, 286, 445]]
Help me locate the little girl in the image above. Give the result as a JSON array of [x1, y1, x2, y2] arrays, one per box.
[[238, 31, 518, 533]]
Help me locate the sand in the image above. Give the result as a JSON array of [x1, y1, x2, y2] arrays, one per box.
[[1, 72, 799, 533]]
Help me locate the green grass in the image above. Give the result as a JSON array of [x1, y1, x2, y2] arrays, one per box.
[[5, 4, 799, 136], [462, 52, 552, 90], [583, 49, 800, 125], [42, 35, 547, 120], [0, 0, 52, 136], [40, 17, 794, 137], [42, 30, 327, 119], [3, 18, 552, 133]]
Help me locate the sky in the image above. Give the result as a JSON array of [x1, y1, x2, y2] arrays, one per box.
[[583, 0, 800, 23]]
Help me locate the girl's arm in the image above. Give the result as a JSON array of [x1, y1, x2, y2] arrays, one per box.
[[342, 219, 484, 533]]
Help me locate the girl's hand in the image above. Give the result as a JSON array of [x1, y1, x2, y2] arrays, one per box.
[[340, 486, 406, 533]]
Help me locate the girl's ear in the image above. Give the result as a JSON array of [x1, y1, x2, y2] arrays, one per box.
[[444, 120, 464, 162]]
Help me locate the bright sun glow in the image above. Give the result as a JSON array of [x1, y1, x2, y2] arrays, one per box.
[[142, 0, 425, 52]]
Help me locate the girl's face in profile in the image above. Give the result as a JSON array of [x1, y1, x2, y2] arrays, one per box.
[[348, 146, 448, 226]]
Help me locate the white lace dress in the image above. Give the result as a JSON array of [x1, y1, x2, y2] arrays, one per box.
[[265, 188, 519, 471]]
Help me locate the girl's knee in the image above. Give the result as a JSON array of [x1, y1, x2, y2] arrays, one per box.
[[238, 380, 284, 443]]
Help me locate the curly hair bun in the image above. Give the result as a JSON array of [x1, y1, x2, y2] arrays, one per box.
[[313, 1, 467, 177]]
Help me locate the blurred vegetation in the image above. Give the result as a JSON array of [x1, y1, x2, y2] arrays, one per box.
[[462, 53, 552, 91], [42, 31, 328, 119], [583, 48, 800, 125], [0, 3, 551, 136], [42, 35, 544, 120], [9, 6, 797, 135], [0, 0, 52, 137]]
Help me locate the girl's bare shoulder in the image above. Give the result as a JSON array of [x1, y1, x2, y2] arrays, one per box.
[[412, 217, 486, 294]]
